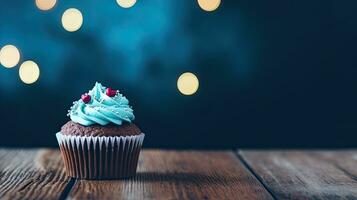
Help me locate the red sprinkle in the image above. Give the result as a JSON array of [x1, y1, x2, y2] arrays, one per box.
[[106, 88, 117, 97], [81, 94, 91, 103]]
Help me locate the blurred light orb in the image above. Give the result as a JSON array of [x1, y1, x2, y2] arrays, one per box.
[[19, 61, 40, 84], [177, 72, 199, 95], [35, 0, 57, 11], [0, 45, 20, 68], [61, 8, 83, 32], [197, 0, 221, 11], [116, 0, 137, 8]]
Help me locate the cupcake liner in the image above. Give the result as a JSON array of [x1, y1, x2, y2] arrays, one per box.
[[56, 132, 145, 179]]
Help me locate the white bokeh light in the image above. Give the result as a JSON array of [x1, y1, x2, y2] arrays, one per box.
[[61, 8, 83, 32], [177, 72, 199, 95], [0, 45, 20, 68], [19, 61, 40, 84], [116, 0, 137, 8]]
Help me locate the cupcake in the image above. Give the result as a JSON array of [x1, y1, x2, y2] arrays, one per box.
[[56, 82, 145, 179]]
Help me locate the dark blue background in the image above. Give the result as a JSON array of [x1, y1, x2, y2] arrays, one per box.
[[1, 0, 356, 148]]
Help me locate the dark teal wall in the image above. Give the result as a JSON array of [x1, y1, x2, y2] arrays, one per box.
[[0, 0, 356, 148]]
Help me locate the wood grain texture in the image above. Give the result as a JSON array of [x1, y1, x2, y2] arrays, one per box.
[[239, 150, 357, 200], [69, 150, 273, 200], [0, 149, 71, 200]]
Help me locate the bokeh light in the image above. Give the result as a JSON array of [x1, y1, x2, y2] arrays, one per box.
[[19, 61, 40, 84], [0, 45, 20, 68], [197, 0, 221, 12], [177, 72, 199, 95], [35, 0, 57, 11], [116, 0, 137, 8], [61, 8, 83, 32]]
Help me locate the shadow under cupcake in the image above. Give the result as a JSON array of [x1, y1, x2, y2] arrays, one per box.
[[56, 82, 145, 179]]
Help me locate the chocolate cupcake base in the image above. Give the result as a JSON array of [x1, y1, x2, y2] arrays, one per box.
[[56, 132, 145, 179]]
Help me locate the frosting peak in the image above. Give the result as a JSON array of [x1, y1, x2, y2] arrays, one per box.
[[68, 82, 135, 126]]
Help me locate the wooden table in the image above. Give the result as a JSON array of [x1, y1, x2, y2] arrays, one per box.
[[0, 149, 356, 200]]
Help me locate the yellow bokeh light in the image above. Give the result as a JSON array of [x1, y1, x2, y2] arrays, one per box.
[[61, 8, 83, 32], [116, 0, 137, 8], [197, 0, 221, 12], [177, 72, 199, 95], [19, 61, 40, 84], [35, 0, 57, 11], [0, 45, 20, 68]]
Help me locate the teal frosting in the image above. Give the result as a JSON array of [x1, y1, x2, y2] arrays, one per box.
[[68, 82, 135, 126]]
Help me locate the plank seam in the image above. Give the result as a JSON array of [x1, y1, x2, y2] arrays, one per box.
[[334, 164, 357, 182], [58, 178, 76, 200], [235, 151, 278, 200]]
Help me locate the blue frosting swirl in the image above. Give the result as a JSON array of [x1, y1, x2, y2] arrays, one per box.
[[68, 82, 135, 126]]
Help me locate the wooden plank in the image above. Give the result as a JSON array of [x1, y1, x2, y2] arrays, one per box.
[[239, 150, 357, 200], [0, 149, 72, 200], [69, 150, 273, 200]]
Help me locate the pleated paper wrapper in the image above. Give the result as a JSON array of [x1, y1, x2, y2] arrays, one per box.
[[56, 132, 145, 179]]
